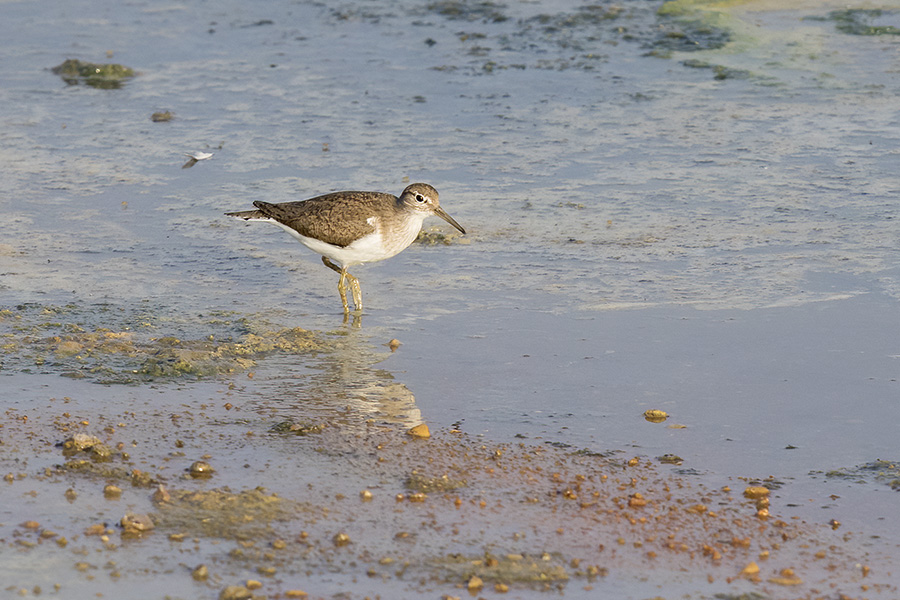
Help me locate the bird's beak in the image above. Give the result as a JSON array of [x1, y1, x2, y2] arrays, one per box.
[[434, 206, 466, 234]]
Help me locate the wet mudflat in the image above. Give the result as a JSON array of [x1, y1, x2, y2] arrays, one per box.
[[2, 0, 900, 598], [0, 367, 894, 599]]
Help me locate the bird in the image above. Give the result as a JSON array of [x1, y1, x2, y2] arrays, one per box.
[[225, 183, 465, 312]]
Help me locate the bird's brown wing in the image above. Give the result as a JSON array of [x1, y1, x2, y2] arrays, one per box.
[[252, 192, 394, 248]]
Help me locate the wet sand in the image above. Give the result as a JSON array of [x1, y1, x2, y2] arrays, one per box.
[[1, 366, 894, 599]]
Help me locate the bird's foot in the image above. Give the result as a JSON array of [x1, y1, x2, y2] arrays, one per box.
[[348, 275, 363, 312]]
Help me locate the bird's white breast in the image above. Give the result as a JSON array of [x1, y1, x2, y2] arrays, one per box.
[[271, 213, 427, 267]]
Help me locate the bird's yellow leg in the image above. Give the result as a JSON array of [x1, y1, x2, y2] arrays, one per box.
[[321, 257, 362, 312], [322, 257, 350, 312], [339, 272, 363, 311], [339, 271, 353, 312], [350, 277, 362, 312]]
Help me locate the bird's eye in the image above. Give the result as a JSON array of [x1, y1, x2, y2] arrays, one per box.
[[415, 194, 426, 203]]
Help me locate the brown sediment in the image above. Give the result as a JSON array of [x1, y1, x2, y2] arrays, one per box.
[[1, 400, 891, 598]]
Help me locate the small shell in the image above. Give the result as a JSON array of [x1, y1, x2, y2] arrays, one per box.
[[188, 461, 215, 478]]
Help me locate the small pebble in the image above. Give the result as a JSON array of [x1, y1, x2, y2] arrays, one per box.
[[121, 512, 154, 533], [192, 564, 209, 581], [743, 486, 770, 499], [152, 485, 171, 503], [408, 423, 430, 438], [219, 585, 252, 600]]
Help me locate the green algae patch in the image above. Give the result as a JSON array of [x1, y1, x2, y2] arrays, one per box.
[[51, 59, 135, 89], [269, 419, 327, 436], [824, 9, 900, 36], [427, 1, 508, 23], [59, 433, 114, 462], [404, 471, 467, 493], [57, 432, 161, 486], [152, 486, 305, 540], [658, 0, 751, 17], [650, 0, 738, 55], [415, 229, 466, 246], [429, 3, 633, 73], [648, 0, 831, 83], [431, 551, 571, 588], [823, 459, 900, 490], [0, 303, 324, 383], [61, 461, 159, 488], [135, 326, 317, 380], [682, 58, 752, 79]]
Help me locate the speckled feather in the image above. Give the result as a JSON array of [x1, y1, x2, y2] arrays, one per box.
[[250, 191, 400, 248]]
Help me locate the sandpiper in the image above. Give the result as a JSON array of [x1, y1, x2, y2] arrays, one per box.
[[226, 183, 465, 312]]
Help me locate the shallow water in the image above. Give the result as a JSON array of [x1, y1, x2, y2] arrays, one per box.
[[1, 0, 899, 598]]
